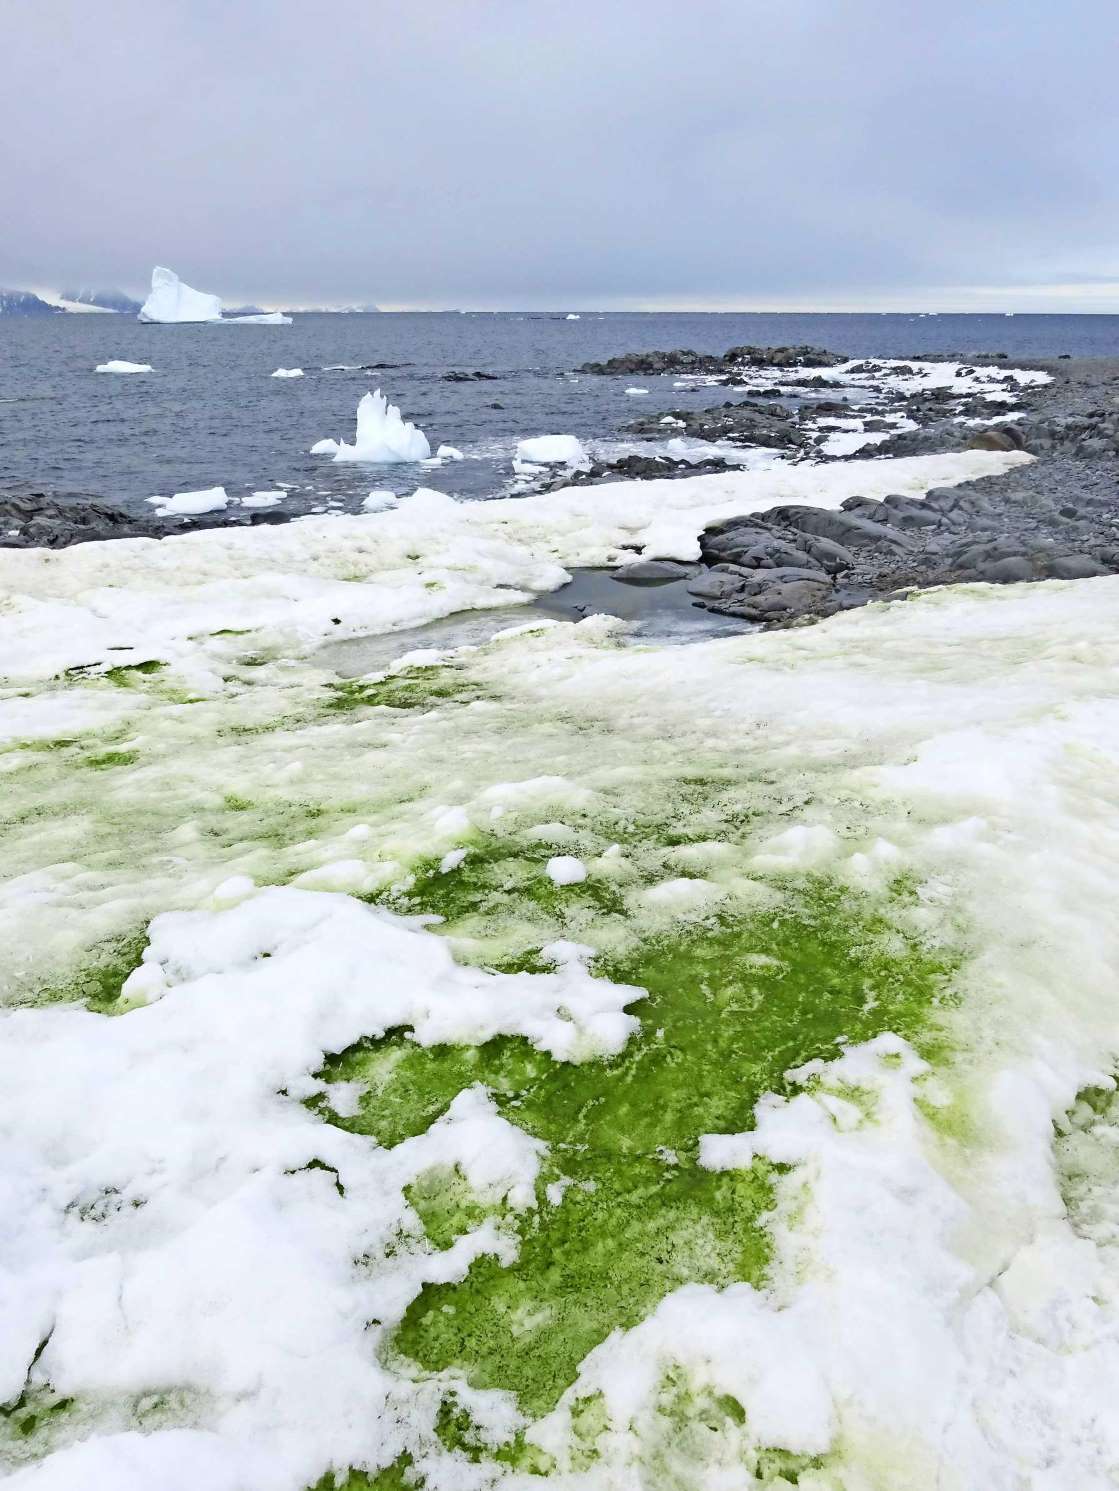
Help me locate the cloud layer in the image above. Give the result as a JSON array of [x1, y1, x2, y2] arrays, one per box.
[[2, 0, 1116, 309]]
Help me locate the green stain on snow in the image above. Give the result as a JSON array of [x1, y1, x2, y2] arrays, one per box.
[[324, 666, 487, 714], [306, 1456, 416, 1491], [104, 660, 166, 686], [319, 879, 956, 1420], [84, 750, 140, 770]]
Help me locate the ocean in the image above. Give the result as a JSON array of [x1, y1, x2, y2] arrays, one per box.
[[1, 310, 1116, 515]]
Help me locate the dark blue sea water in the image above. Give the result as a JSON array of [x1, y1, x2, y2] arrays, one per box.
[[1, 312, 1116, 516]]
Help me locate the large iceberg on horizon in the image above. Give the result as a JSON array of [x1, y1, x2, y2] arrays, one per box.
[[319, 390, 432, 463], [138, 266, 222, 324]]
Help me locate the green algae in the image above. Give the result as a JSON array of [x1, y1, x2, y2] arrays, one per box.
[[84, 749, 140, 770], [307, 1456, 416, 1491], [324, 666, 487, 714], [405, 1164, 507, 1250], [104, 660, 166, 685], [24, 928, 150, 1012], [318, 880, 957, 1422]]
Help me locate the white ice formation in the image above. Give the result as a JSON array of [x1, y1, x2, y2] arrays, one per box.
[[138, 266, 222, 324], [145, 486, 230, 517], [94, 360, 152, 374], [515, 434, 587, 466], [316, 390, 432, 464]]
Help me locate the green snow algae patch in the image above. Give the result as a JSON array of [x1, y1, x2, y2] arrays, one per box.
[[320, 879, 958, 1421]]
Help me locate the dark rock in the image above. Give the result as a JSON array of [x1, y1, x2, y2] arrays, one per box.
[[611, 560, 698, 586], [1047, 553, 1110, 580], [976, 556, 1033, 583]]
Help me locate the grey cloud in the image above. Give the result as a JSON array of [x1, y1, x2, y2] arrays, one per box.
[[1, 0, 1116, 308]]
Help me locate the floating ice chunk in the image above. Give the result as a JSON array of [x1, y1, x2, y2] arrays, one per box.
[[224, 311, 292, 324], [95, 360, 153, 374], [271, 367, 303, 378], [437, 444, 464, 460], [516, 434, 587, 466], [138, 266, 222, 323], [146, 486, 229, 517], [309, 438, 339, 455], [625, 387, 650, 396], [323, 390, 431, 464], [546, 855, 588, 886], [240, 491, 284, 508], [361, 490, 398, 513], [565, 313, 581, 320], [512, 457, 545, 476]]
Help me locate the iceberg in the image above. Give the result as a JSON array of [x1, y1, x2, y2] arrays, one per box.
[[321, 390, 431, 464], [138, 266, 222, 324], [515, 434, 587, 466], [95, 360, 152, 374], [225, 311, 293, 325], [271, 367, 304, 378]]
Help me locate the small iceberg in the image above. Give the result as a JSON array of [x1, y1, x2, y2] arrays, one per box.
[[625, 387, 650, 396], [316, 390, 431, 464], [146, 486, 229, 516], [138, 266, 222, 323], [240, 491, 284, 508], [225, 311, 293, 325], [271, 367, 303, 378], [565, 313, 581, 321], [515, 434, 587, 466], [95, 360, 152, 374], [437, 444, 464, 460]]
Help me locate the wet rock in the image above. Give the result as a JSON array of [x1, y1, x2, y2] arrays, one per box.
[[578, 344, 844, 376], [1048, 553, 1110, 579], [975, 556, 1033, 583], [611, 560, 699, 586], [767, 505, 916, 551]]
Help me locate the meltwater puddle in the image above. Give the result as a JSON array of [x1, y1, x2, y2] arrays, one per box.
[[317, 570, 749, 676]]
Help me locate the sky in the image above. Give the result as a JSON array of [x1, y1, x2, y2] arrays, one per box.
[[1, 0, 1116, 312]]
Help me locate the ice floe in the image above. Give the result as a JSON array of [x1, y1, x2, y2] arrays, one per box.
[[515, 434, 587, 466], [270, 367, 303, 378], [145, 486, 230, 517], [94, 360, 152, 374]]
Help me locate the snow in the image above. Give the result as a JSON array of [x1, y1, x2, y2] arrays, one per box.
[[270, 367, 303, 378], [3, 445, 1119, 1483], [318, 391, 431, 464], [0, 452, 1027, 686], [515, 434, 587, 466], [545, 855, 587, 885], [362, 490, 398, 512], [146, 486, 229, 517], [137, 266, 222, 324], [94, 360, 152, 374]]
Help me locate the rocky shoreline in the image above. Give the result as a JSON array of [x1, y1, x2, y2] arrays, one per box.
[[3, 350, 1117, 635]]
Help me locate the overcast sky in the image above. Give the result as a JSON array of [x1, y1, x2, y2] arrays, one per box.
[[2, 0, 1115, 311]]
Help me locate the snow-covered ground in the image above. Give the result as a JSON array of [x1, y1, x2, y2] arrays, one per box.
[[2, 436, 1118, 1491]]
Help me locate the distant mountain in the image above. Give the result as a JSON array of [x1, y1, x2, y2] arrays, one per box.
[[0, 289, 62, 316], [61, 287, 143, 314]]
